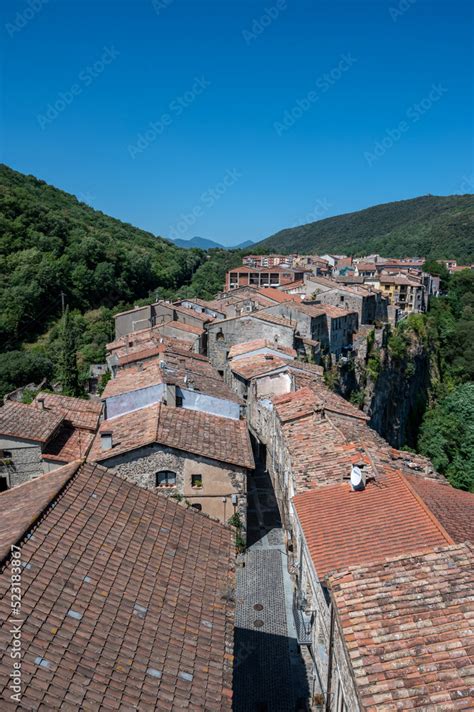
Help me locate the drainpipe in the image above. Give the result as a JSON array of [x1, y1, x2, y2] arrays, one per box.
[[325, 603, 335, 712]]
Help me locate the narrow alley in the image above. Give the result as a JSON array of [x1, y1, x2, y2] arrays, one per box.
[[233, 458, 309, 712]]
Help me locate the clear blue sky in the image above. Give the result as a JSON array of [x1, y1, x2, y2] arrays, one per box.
[[1, 0, 472, 245]]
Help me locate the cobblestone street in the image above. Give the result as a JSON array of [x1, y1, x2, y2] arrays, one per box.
[[233, 463, 309, 711]]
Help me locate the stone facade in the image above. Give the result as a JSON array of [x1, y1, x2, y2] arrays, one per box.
[[0, 436, 43, 488], [98, 443, 248, 531], [206, 316, 294, 372]]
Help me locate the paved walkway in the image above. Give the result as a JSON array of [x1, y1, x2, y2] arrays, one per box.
[[233, 465, 309, 711]]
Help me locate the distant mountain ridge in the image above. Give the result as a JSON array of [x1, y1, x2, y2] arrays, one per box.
[[171, 236, 254, 250], [255, 195, 474, 262]]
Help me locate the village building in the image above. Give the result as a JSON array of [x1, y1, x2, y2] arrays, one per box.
[[0, 395, 101, 489], [225, 265, 309, 291], [89, 403, 254, 527], [0, 461, 236, 710], [113, 299, 214, 340], [304, 274, 380, 325], [242, 254, 294, 268], [291, 472, 474, 709], [206, 311, 296, 372], [365, 272, 425, 315], [101, 352, 244, 420]]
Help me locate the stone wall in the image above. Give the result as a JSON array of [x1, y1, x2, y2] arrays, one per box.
[[0, 436, 43, 487], [99, 443, 248, 530]]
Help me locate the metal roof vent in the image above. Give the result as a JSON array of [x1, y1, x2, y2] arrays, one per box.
[[350, 465, 366, 492]]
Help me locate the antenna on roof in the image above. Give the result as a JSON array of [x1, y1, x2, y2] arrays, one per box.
[[350, 465, 366, 491]]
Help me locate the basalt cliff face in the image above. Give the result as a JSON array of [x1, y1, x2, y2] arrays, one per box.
[[337, 327, 435, 449]]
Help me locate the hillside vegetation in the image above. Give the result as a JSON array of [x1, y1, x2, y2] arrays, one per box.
[[0, 163, 204, 351], [0, 164, 243, 398], [256, 195, 474, 262]]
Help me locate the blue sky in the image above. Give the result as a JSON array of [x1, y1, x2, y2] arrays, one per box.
[[1, 0, 472, 245]]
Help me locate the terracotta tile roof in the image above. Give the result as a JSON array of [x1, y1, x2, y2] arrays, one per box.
[[329, 543, 474, 710], [405, 475, 474, 543], [163, 319, 204, 335], [293, 469, 452, 579], [107, 328, 193, 354], [103, 357, 243, 404], [255, 287, 294, 303], [274, 386, 368, 423], [228, 339, 296, 359], [0, 400, 63, 443], [42, 425, 95, 462], [0, 461, 81, 561], [0, 462, 235, 710], [279, 280, 305, 290], [90, 403, 255, 470], [230, 354, 289, 380], [33, 392, 101, 431], [378, 273, 422, 286], [172, 303, 215, 323]]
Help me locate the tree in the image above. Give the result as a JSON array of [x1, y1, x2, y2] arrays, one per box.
[[418, 383, 474, 492], [57, 306, 82, 396]]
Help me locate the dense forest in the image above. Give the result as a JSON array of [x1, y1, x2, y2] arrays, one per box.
[[0, 164, 241, 398], [415, 266, 474, 491], [257, 194, 474, 261]]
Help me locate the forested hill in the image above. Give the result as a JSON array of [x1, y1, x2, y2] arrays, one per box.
[[256, 195, 474, 261], [0, 164, 204, 350]]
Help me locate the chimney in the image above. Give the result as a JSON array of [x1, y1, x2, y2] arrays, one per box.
[[37, 397, 45, 410], [100, 431, 113, 451]]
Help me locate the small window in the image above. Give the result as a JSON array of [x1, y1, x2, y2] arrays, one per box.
[[175, 394, 183, 407], [340, 295, 344, 302], [0, 476, 9, 492], [191, 503, 202, 511], [191, 474, 202, 488], [156, 470, 176, 487], [1, 450, 12, 459], [216, 331, 225, 342]]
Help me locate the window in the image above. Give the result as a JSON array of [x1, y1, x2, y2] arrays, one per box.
[[191, 503, 202, 511], [1, 450, 12, 459], [0, 476, 8, 492], [340, 295, 344, 302], [156, 470, 176, 487], [191, 474, 203, 488], [216, 330, 225, 342], [175, 394, 183, 407]]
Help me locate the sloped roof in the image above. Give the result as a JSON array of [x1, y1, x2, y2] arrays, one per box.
[[90, 403, 255, 470], [33, 392, 101, 431], [0, 461, 81, 561], [230, 354, 289, 380], [405, 474, 474, 543], [255, 287, 295, 303], [0, 462, 235, 710], [0, 400, 63, 443], [293, 469, 452, 579], [42, 425, 95, 462], [228, 339, 296, 359], [329, 543, 474, 710]]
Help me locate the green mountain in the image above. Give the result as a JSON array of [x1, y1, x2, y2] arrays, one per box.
[[255, 195, 474, 262], [0, 164, 204, 350]]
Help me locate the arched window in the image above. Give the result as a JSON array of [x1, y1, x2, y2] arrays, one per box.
[[216, 330, 225, 342], [191, 503, 202, 512], [156, 470, 176, 487]]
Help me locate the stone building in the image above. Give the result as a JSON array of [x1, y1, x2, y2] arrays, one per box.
[[89, 403, 254, 528], [225, 265, 308, 291], [206, 312, 296, 372], [0, 395, 100, 489], [114, 300, 214, 339], [0, 460, 236, 710], [291, 472, 474, 708], [102, 350, 244, 420]]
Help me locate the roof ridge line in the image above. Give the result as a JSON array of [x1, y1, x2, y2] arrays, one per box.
[[397, 472, 455, 545]]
